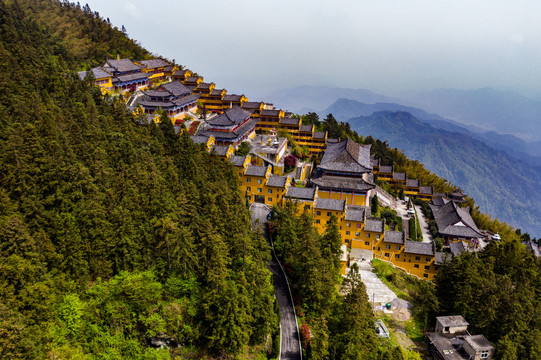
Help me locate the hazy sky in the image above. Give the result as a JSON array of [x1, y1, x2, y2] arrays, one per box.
[[84, 0, 541, 97]]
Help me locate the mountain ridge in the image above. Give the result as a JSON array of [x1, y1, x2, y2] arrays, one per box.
[[345, 110, 541, 237], [323, 97, 541, 168]]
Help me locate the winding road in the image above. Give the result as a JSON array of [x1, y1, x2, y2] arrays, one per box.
[[250, 204, 302, 360]]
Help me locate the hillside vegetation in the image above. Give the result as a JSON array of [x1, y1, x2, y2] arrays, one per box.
[[345, 111, 541, 237], [0, 1, 275, 358]]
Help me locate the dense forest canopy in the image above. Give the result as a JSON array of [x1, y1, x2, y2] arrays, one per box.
[[0, 1, 276, 358]]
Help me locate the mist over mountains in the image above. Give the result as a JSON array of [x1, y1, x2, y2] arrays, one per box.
[[331, 107, 541, 237], [401, 88, 541, 141]]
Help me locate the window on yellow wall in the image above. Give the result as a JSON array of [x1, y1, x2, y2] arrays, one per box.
[[247, 187, 251, 191], [356, 223, 361, 228], [396, 246, 401, 250], [257, 188, 262, 193], [268, 197, 272, 202], [258, 179, 262, 184], [414, 264, 419, 268], [415, 256, 421, 261], [395, 254, 399, 259], [316, 219, 320, 224], [355, 232, 360, 237], [366, 233, 370, 238], [376, 234, 381, 240], [327, 212, 331, 217], [316, 211, 321, 215], [426, 257, 431, 262], [385, 245, 390, 249], [346, 222, 351, 227], [424, 265, 430, 270], [365, 241, 370, 246], [268, 189, 273, 194], [247, 178, 251, 182], [384, 253, 390, 257], [423, 274, 428, 278]]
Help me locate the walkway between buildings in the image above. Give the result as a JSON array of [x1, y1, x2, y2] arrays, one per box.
[[414, 205, 433, 243], [250, 203, 302, 360], [352, 259, 398, 307]]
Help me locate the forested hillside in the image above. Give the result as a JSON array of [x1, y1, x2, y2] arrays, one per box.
[[436, 240, 541, 359], [345, 111, 541, 237], [0, 1, 276, 358]]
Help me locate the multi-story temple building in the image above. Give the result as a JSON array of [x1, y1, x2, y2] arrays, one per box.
[[310, 138, 376, 206]]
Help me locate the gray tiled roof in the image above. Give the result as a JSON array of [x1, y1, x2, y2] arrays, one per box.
[[184, 76, 201, 83], [228, 155, 248, 167], [138, 58, 170, 69], [174, 69, 191, 76], [327, 138, 340, 143], [190, 135, 209, 144], [419, 186, 433, 195], [311, 175, 375, 192], [160, 81, 192, 97], [393, 172, 406, 181], [261, 109, 282, 116], [267, 175, 289, 188], [434, 251, 452, 265], [223, 94, 244, 102], [113, 72, 149, 83], [344, 205, 366, 222], [379, 165, 393, 174], [315, 198, 346, 211], [145, 89, 170, 98], [449, 241, 465, 256], [136, 94, 198, 109], [384, 231, 404, 244], [244, 165, 268, 177], [406, 179, 420, 188], [78, 67, 112, 80], [280, 117, 301, 125], [319, 138, 372, 174], [242, 101, 263, 109], [299, 124, 313, 132], [207, 106, 251, 127], [286, 187, 316, 200], [199, 118, 257, 140], [404, 240, 433, 255], [371, 158, 379, 167], [432, 197, 451, 207], [212, 145, 231, 156], [104, 58, 143, 73], [313, 131, 326, 139], [173, 94, 199, 107], [365, 217, 384, 233], [197, 82, 213, 90], [429, 202, 482, 238]]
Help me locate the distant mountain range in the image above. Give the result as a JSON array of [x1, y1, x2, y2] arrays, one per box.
[[343, 110, 541, 237], [262, 85, 398, 115], [401, 87, 541, 141], [322, 98, 541, 168]]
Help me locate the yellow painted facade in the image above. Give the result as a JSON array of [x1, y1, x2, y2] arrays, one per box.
[[239, 165, 291, 206], [317, 189, 367, 207]]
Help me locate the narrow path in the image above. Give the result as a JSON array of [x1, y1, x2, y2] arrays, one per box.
[[353, 260, 397, 307], [250, 204, 302, 360], [414, 205, 433, 243]]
